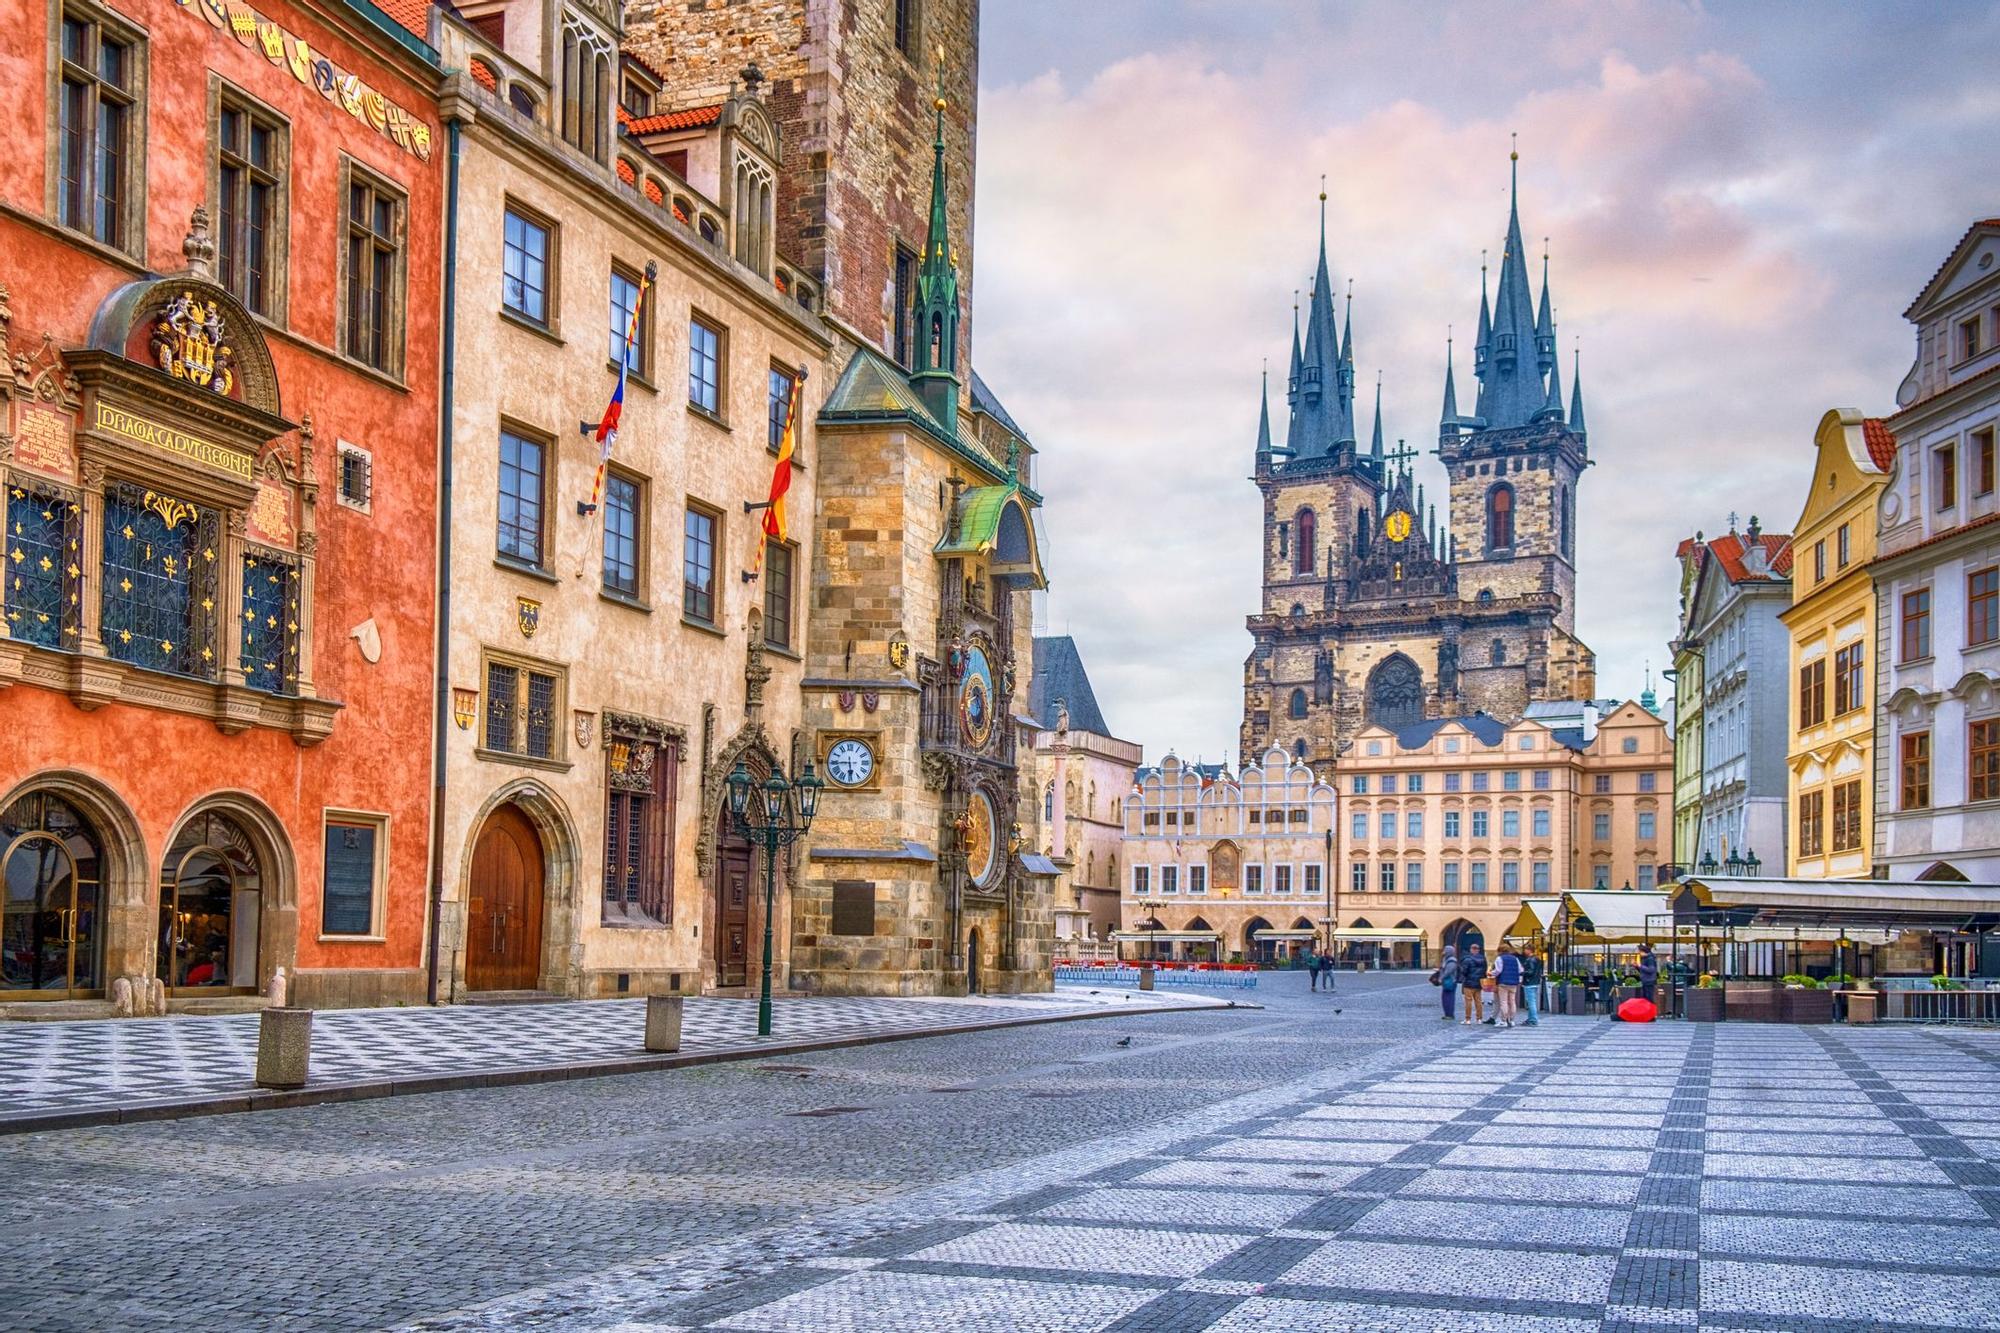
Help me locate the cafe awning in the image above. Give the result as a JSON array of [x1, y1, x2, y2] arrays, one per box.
[[1334, 927, 1425, 943], [1677, 877, 2000, 931], [1252, 928, 1319, 940], [1559, 891, 1673, 943], [1505, 897, 1564, 940], [1109, 930, 1222, 943]]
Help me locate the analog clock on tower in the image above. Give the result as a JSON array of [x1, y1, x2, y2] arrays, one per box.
[[825, 738, 875, 787]]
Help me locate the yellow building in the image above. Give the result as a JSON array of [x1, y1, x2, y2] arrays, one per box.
[[1783, 410, 1895, 879]]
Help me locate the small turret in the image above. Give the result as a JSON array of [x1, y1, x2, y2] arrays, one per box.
[[909, 68, 962, 431], [1537, 323, 1565, 422], [1370, 373, 1384, 460], [1254, 366, 1273, 467], [1440, 333, 1460, 438], [1568, 346, 1587, 441], [1535, 245, 1556, 372]]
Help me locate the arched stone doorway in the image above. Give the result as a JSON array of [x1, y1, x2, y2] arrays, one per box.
[[1442, 918, 1483, 954], [157, 799, 294, 995], [1242, 915, 1273, 963], [449, 781, 578, 999], [467, 804, 546, 992], [0, 773, 146, 1001], [712, 798, 757, 989]]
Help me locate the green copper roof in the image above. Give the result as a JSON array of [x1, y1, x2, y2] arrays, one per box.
[[934, 483, 1046, 588], [818, 344, 956, 440]]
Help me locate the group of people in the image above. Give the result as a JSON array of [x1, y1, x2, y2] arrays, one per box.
[[1434, 941, 1544, 1027], [1434, 941, 1663, 1025], [1302, 949, 1336, 992]]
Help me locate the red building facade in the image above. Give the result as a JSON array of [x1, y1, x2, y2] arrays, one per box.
[[0, 0, 443, 1011]]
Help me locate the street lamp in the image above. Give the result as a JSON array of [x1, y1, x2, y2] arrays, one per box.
[[1725, 849, 1744, 877], [725, 754, 823, 1037], [1697, 850, 1719, 877], [1743, 849, 1762, 877]]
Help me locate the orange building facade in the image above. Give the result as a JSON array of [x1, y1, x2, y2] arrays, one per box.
[[0, 0, 443, 1012]]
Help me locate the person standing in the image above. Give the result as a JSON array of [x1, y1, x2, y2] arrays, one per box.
[[1491, 943, 1522, 1028], [1520, 950, 1545, 1026], [1437, 944, 1458, 1022], [1304, 947, 1322, 992], [1637, 943, 1660, 1008], [1458, 942, 1487, 1025]]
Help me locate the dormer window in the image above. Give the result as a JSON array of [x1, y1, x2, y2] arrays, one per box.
[[621, 78, 653, 117]]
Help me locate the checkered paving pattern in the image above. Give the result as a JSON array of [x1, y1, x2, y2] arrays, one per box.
[[418, 1019, 2000, 1332], [0, 986, 1215, 1121]]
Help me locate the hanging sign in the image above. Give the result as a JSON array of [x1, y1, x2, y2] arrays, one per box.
[[175, 0, 435, 162]]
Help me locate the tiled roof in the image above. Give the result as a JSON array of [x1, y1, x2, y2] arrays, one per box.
[[1864, 418, 1898, 471], [620, 47, 671, 87], [971, 370, 1029, 443], [1031, 636, 1113, 737], [642, 178, 665, 206], [467, 57, 497, 91], [619, 104, 722, 135], [1871, 508, 2000, 567], [1705, 531, 1794, 583], [615, 157, 637, 185], [374, 0, 429, 39]]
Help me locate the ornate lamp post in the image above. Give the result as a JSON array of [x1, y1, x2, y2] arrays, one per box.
[[1743, 849, 1762, 878], [1697, 850, 1719, 878], [726, 755, 823, 1037], [1725, 849, 1745, 877]]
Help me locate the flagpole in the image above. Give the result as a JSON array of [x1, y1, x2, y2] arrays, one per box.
[[576, 261, 655, 579]]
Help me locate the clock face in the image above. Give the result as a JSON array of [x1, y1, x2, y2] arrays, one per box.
[[959, 645, 994, 749], [1384, 510, 1413, 543], [963, 791, 997, 886], [825, 738, 874, 787]]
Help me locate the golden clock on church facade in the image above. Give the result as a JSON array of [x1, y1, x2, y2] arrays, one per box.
[[1384, 510, 1413, 543]]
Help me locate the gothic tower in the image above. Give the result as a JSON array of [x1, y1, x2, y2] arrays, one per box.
[[1439, 151, 1590, 639]]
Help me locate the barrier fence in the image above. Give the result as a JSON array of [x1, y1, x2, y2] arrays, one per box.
[[1054, 964, 1260, 990]]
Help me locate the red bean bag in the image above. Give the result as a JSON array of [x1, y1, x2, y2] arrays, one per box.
[[1617, 997, 1658, 1023]]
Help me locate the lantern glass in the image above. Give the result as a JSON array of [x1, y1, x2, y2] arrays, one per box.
[[726, 761, 752, 820], [796, 760, 822, 824], [763, 770, 790, 824]]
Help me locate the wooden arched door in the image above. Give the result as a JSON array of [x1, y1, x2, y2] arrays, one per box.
[[467, 804, 545, 992]]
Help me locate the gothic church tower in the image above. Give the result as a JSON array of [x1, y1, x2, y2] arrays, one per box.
[[1242, 156, 1596, 769]]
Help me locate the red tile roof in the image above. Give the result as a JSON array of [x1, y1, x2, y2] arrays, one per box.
[[620, 47, 671, 87], [467, 57, 498, 92], [374, 0, 429, 40], [642, 178, 665, 206], [615, 157, 637, 185], [1870, 508, 2000, 567], [1706, 531, 1794, 583], [1863, 418, 1898, 471], [618, 103, 722, 135]]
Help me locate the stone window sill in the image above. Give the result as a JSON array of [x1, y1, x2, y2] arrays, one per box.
[[495, 555, 562, 585], [474, 745, 573, 773], [0, 640, 340, 746], [500, 306, 564, 347]]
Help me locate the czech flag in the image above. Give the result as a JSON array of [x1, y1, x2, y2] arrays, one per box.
[[754, 365, 807, 574], [580, 262, 654, 514]]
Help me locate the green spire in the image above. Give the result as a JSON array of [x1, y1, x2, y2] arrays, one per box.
[[910, 54, 961, 432]]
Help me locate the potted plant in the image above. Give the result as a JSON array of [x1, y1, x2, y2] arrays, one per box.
[[1778, 973, 1834, 1023], [1686, 972, 1725, 1022]]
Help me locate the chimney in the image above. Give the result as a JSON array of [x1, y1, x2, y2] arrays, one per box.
[[1740, 515, 1768, 577]]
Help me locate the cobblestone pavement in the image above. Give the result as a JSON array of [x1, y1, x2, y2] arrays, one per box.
[[0, 986, 1224, 1122], [4, 973, 1998, 1331]]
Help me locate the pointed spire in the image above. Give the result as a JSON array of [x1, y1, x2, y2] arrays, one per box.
[[1286, 292, 1302, 405], [1535, 241, 1555, 367], [1441, 330, 1460, 437], [1478, 138, 1550, 429], [1255, 364, 1272, 457], [1475, 251, 1492, 358], [908, 50, 962, 429], [1569, 344, 1588, 440], [1370, 372, 1384, 457], [1538, 319, 1565, 422], [1293, 183, 1354, 456]]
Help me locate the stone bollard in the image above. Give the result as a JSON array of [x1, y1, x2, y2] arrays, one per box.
[[1138, 966, 1155, 992], [256, 1007, 313, 1089], [645, 994, 684, 1052]]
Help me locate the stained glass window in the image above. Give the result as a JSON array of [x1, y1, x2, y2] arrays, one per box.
[[102, 484, 219, 679], [239, 549, 300, 695], [7, 482, 82, 649]]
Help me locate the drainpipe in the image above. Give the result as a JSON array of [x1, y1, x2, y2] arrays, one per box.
[[425, 112, 463, 1007]]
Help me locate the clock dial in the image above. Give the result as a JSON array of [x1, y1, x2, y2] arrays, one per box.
[[1384, 510, 1413, 543], [963, 791, 997, 886], [959, 645, 995, 749], [825, 738, 874, 787]]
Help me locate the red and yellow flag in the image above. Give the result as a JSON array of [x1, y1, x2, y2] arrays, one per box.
[[754, 365, 806, 575]]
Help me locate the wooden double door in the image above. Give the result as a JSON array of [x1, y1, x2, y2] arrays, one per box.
[[467, 805, 544, 992]]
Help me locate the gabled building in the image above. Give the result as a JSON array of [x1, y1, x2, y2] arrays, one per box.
[[1030, 635, 1141, 951], [1784, 411, 1895, 878], [1874, 218, 2000, 883], [1671, 521, 1795, 877], [1241, 156, 1594, 770]]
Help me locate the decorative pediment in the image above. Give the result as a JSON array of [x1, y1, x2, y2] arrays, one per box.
[[87, 277, 281, 418]]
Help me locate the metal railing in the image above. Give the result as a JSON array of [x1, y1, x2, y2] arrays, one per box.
[[1054, 964, 1259, 990], [1879, 988, 2000, 1024]]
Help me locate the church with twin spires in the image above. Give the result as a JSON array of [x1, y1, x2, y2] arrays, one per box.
[[1241, 154, 1598, 770]]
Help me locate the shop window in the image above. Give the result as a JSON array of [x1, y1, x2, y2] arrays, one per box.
[[5, 482, 82, 649], [603, 722, 677, 926], [159, 810, 263, 990], [56, 6, 143, 253], [239, 549, 301, 695], [102, 483, 221, 680], [216, 94, 286, 316]]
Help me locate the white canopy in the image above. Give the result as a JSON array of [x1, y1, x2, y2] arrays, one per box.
[[1335, 927, 1425, 943]]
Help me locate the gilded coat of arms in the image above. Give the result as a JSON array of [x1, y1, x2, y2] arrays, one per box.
[[150, 291, 236, 396], [517, 596, 541, 638]]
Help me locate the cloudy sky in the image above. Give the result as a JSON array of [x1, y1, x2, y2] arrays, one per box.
[[966, 0, 2000, 765]]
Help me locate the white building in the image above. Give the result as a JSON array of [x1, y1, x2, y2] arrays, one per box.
[[1876, 217, 2000, 882]]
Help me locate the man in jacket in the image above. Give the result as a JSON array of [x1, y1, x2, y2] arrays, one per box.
[[1637, 944, 1660, 1007], [1520, 952, 1545, 1026], [1457, 943, 1488, 1025]]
